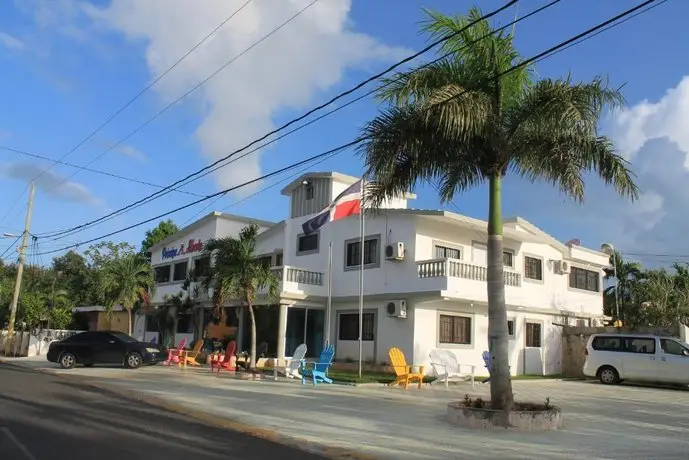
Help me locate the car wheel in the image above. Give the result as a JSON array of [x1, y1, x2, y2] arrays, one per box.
[[597, 366, 620, 385], [59, 353, 76, 369], [125, 352, 142, 369]]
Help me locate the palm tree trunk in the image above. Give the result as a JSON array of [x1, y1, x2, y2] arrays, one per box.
[[487, 173, 514, 412], [247, 301, 257, 370], [127, 308, 133, 336]]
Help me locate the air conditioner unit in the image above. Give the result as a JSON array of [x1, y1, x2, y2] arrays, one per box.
[[386, 300, 407, 318], [385, 242, 405, 261], [555, 260, 571, 275]]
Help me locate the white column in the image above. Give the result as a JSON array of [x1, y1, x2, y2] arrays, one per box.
[[277, 303, 288, 366]]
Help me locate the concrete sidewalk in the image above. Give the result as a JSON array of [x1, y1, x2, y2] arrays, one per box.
[[5, 357, 689, 459]]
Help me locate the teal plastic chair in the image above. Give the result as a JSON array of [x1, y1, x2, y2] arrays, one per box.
[[300, 344, 335, 386]]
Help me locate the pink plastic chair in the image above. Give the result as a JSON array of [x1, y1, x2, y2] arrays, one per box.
[[163, 338, 187, 366]]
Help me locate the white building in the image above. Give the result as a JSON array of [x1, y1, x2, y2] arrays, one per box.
[[141, 171, 609, 376]]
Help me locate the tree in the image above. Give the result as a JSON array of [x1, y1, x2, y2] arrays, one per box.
[[52, 250, 90, 306], [141, 220, 179, 255], [200, 224, 279, 370], [101, 253, 155, 335], [603, 251, 644, 327], [357, 8, 638, 411]]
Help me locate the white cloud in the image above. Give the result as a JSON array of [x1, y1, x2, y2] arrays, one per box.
[[0, 162, 101, 205], [0, 32, 26, 51], [84, 0, 408, 193]]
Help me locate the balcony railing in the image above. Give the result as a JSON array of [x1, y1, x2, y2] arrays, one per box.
[[417, 258, 522, 287], [275, 266, 324, 286]]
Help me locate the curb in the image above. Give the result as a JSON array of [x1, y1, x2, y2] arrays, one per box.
[[0, 359, 378, 460]]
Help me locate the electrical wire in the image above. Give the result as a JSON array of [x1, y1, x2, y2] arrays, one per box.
[[43, 0, 322, 198], [35, 140, 361, 256], [34, 0, 660, 256], [0, 234, 22, 261], [0, 1, 253, 227], [0, 146, 205, 197], [36, 0, 542, 240]]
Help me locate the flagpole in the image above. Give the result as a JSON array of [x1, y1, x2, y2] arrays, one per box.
[[358, 181, 365, 380], [325, 241, 333, 347]]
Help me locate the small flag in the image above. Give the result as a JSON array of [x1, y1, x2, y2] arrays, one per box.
[[302, 179, 363, 235]]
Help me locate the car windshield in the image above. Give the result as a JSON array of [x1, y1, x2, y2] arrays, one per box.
[[110, 332, 138, 343]]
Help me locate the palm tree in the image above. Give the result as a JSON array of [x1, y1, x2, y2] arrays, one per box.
[[603, 251, 644, 326], [201, 224, 279, 370], [101, 253, 155, 335], [358, 8, 638, 411]]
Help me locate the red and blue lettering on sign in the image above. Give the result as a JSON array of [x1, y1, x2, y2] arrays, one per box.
[[161, 239, 204, 260]]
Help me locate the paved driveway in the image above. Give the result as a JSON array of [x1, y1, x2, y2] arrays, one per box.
[[6, 358, 689, 459]]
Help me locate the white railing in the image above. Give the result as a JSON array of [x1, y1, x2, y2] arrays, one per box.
[[416, 258, 522, 287], [277, 266, 324, 286]]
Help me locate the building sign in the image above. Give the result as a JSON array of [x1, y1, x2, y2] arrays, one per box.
[[161, 239, 204, 260]]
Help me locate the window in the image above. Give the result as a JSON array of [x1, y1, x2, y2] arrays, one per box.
[[256, 255, 272, 267], [64, 332, 96, 343], [591, 336, 624, 352], [145, 316, 159, 332], [154, 265, 171, 283], [524, 256, 543, 281], [628, 338, 655, 354], [194, 256, 210, 278], [345, 236, 379, 268], [109, 331, 137, 343], [172, 261, 188, 282], [297, 233, 319, 255], [438, 314, 472, 345], [274, 252, 283, 267], [305, 184, 314, 200], [507, 319, 515, 337], [176, 316, 193, 334], [338, 313, 375, 341], [503, 251, 514, 268], [661, 339, 689, 356], [569, 267, 600, 292], [525, 322, 542, 347], [435, 244, 461, 260]]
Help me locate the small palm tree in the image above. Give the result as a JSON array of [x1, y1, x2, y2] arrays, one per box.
[[101, 253, 155, 335], [201, 224, 279, 370], [603, 251, 644, 325], [358, 8, 638, 411]]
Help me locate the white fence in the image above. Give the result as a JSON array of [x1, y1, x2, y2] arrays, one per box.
[[0, 329, 83, 357]]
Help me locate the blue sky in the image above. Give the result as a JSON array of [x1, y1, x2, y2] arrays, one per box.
[[0, 0, 687, 267]]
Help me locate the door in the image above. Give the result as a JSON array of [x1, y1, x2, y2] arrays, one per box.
[[285, 308, 306, 357], [305, 309, 324, 359], [659, 338, 689, 384], [622, 337, 658, 381], [523, 321, 543, 375], [92, 332, 126, 364]]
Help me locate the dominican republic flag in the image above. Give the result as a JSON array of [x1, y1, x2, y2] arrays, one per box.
[[302, 179, 363, 235]]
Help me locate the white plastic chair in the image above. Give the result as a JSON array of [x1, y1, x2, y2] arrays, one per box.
[[429, 349, 475, 387], [274, 343, 308, 379]]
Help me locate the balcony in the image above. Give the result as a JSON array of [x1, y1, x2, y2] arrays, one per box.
[[258, 265, 326, 299], [414, 258, 522, 302]]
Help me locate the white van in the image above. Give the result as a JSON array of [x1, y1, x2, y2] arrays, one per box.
[[583, 333, 689, 385]]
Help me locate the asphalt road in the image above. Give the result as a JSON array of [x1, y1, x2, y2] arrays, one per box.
[[0, 364, 327, 460]]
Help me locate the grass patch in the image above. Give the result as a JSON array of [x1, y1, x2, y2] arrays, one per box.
[[326, 370, 436, 385]]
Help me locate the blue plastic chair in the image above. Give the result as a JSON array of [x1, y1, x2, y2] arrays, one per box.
[[300, 344, 335, 386], [482, 350, 491, 383]]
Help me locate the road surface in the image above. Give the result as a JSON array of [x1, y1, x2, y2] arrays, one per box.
[[0, 363, 327, 460]]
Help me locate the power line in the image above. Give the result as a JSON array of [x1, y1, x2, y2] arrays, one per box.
[[35, 141, 360, 256], [0, 1, 252, 228], [35, 0, 529, 240], [0, 235, 22, 262], [0, 146, 205, 197], [43, 0, 321, 199], [34, 0, 659, 256]]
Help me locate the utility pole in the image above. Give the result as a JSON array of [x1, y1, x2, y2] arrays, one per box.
[[4, 183, 36, 354]]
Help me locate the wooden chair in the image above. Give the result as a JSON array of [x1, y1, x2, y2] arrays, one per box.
[[300, 344, 335, 386], [163, 338, 187, 366], [179, 339, 204, 368], [209, 341, 237, 374], [389, 347, 424, 389], [429, 349, 475, 387]]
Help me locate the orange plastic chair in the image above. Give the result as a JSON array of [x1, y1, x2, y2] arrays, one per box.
[[388, 347, 425, 389]]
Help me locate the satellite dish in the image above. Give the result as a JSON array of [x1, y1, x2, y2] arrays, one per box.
[[565, 239, 581, 247]]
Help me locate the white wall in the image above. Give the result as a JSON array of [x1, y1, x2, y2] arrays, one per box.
[[413, 300, 563, 376], [329, 299, 414, 364]]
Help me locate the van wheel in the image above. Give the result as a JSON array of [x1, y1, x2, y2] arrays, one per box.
[[597, 366, 620, 385]]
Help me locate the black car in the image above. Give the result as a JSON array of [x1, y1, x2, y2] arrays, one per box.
[[47, 330, 165, 369]]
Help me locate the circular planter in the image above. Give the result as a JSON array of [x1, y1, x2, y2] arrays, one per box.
[[446, 401, 562, 431]]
